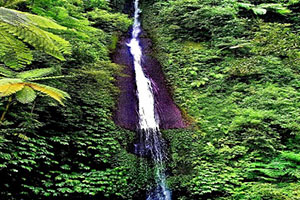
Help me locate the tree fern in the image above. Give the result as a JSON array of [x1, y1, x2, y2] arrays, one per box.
[[0, 64, 15, 77], [0, 79, 69, 105], [16, 67, 55, 79], [0, 0, 26, 7], [0, 26, 33, 67], [24, 12, 67, 30], [29, 83, 70, 105], [0, 7, 71, 69], [15, 85, 36, 104], [0, 78, 24, 96], [0, 67, 70, 105]]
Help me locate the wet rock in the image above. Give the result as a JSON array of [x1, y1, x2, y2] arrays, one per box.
[[112, 32, 185, 130]]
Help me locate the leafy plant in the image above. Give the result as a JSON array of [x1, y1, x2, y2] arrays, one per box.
[[87, 8, 132, 32], [0, 0, 26, 7], [237, 2, 292, 15], [142, 0, 300, 199], [0, 66, 70, 125], [0, 66, 70, 105], [0, 7, 71, 69], [187, 161, 243, 197]]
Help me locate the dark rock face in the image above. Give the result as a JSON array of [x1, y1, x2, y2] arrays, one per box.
[[112, 32, 185, 130], [112, 37, 139, 130]]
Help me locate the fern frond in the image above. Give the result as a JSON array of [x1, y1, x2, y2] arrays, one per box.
[[15, 85, 36, 103], [0, 7, 70, 66], [0, 7, 28, 26], [0, 0, 27, 7], [0, 26, 33, 69], [29, 83, 70, 105], [0, 65, 14, 77], [16, 67, 55, 79], [45, 31, 72, 54], [24, 12, 67, 30], [0, 77, 22, 85], [3, 22, 66, 61], [0, 78, 24, 96], [27, 74, 74, 81], [281, 152, 300, 163]]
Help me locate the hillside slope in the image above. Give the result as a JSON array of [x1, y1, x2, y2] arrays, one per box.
[[142, 0, 300, 199]]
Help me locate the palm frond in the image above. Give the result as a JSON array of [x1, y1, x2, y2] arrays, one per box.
[[16, 67, 55, 79], [15, 85, 36, 103], [29, 83, 70, 105], [0, 78, 24, 96]]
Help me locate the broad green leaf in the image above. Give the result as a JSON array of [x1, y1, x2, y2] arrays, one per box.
[[15, 86, 37, 104]]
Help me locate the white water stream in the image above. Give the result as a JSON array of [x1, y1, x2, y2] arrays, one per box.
[[127, 0, 171, 199]]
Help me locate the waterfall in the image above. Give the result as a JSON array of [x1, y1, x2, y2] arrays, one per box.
[[127, 0, 171, 199]]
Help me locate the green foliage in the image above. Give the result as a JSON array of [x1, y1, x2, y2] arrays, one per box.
[[237, 2, 292, 15], [0, 67, 70, 105], [188, 161, 243, 197], [282, 151, 300, 163], [228, 56, 263, 77], [16, 67, 55, 79], [142, 0, 300, 199], [0, 7, 71, 69], [1, 0, 299, 199], [84, 0, 110, 10], [228, 183, 300, 200], [0, 27, 33, 68], [246, 151, 300, 182], [29, 0, 93, 33], [0, 0, 26, 7], [15, 86, 37, 104], [149, 0, 241, 41], [34, 167, 132, 197], [87, 8, 132, 32], [251, 22, 300, 60], [0, 1, 144, 199]]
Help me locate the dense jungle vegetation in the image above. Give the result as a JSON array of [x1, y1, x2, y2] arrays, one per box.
[[0, 0, 299, 199]]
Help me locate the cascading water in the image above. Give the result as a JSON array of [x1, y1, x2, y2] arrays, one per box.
[[127, 0, 171, 199]]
